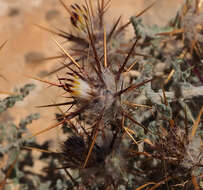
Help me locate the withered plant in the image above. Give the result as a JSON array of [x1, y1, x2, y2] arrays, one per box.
[[1, 0, 203, 190]]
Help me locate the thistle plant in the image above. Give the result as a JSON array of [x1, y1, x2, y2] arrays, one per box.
[[1, 0, 203, 189], [30, 0, 153, 187]]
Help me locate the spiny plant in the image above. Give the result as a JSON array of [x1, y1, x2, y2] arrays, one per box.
[[1, 0, 203, 189], [33, 0, 156, 129], [28, 0, 154, 188], [26, 0, 203, 189]]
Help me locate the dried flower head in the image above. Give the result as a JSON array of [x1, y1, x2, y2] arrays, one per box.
[[59, 135, 106, 169]]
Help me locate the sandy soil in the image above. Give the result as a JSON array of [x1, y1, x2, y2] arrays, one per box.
[[0, 0, 183, 145]]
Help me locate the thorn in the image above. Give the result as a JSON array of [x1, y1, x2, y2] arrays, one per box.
[[83, 129, 99, 168], [164, 69, 175, 85], [36, 101, 76, 108], [123, 126, 138, 145], [35, 24, 86, 45], [34, 24, 64, 37], [88, 0, 95, 18], [121, 109, 152, 134], [156, 28, 184, 36], [115, 78, 153, 97], [162, 88, 168, 106], [103, 0, 112, 13], [144, 138, 155, 147], [0, 154, 19, 190], [43, 57, 85, 77], [64, 168, 78, 186], [23, 146, 55, 154], [34, 55, 66, 63], [84, 14, 101, 72], [84, 17, 105, 85], [190, 106, 203, 140], [61, 62, 86, 81], [53, 98, 68, 115], [59, 0, 75, 18], [183, 106, 189, 139], [148, 176, 171, 190], [26, 75, 61, 87], [84, 0, 94, 35], [98, 0, 103, 26], [28, 120, 65, 138], [133, 52, 151, 58], [135, 1, 157, 18], [126, 60, 137, 72], [134, 182, 156, 189], [117, 38, 139, 80], [83, 108, 104, 168], [55, 28, 88, 46], [107, 16, 121, 42], [52, 38, 81, 69], [115, 20, 131, 36], [191, 174, 201, 190], [130, 150, 152, 158], [104, 0, 112, 9]]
